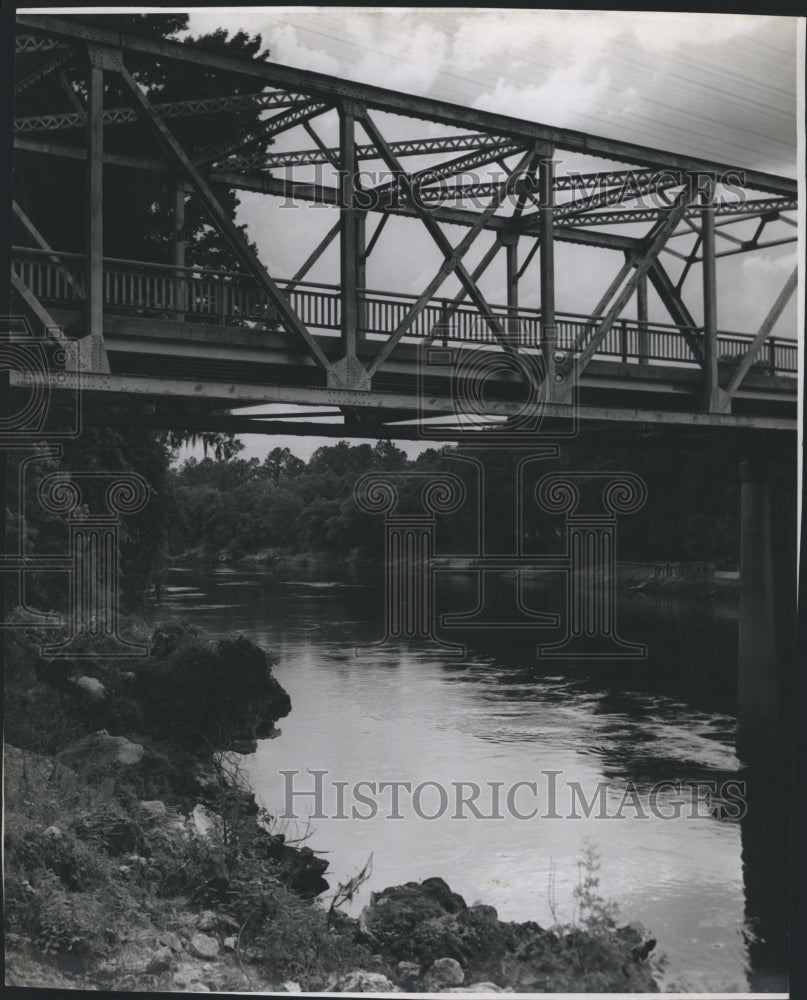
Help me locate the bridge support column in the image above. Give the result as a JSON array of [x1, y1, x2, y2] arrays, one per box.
[[737, 458, 796, 760], [538, 154, 557, 399], [85, 55, 109, 372]]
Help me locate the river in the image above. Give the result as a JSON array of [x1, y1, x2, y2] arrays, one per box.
[[154, 563, 789, 993]]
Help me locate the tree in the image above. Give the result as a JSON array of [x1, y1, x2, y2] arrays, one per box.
[[11, 14, 278, 605], [14, 14, 273, 267]]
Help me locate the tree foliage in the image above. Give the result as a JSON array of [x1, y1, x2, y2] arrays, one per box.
[[169, 436, 743, 567]]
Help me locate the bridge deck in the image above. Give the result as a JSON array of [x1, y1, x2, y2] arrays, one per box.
[[10, 249, 797, 434]]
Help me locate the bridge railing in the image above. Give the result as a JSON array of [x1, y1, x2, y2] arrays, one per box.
[[11, 247, 798, 375]]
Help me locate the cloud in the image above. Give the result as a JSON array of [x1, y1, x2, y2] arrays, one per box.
[[264, 23, 342, 76], [472, 65, 612, 131]]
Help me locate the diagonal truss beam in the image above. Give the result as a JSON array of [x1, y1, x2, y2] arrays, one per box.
[[371, 140, 524, 203], [284, 219, 341, 295], [569, 192, 690, 379], [362, 113, 535, 374], [194, 98, 330, 167], [228, 131, 503, 171], [114, 57, 330, 370], [723, 268, 797, 397], [646, 258, 701, 358], [302, 120, 340, 169], [13, 198, 86, 299], [10, 271, 66, 339], [15, 46, 73, 94], [14, 133, 648, 252], [432, 153, 542, 335]]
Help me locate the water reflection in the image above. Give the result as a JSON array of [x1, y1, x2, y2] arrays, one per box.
[[153, 565, 789, 992]]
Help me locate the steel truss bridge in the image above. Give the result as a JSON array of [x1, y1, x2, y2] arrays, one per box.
[[10, 14, 800, 438]]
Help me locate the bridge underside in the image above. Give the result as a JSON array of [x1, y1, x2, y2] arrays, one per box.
[[11, 14, 799, 439], [11, 306, 794, 438]]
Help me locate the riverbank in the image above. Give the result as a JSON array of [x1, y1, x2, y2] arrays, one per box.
[[5, 612, 660, 993], [170, 547, 738, 597]]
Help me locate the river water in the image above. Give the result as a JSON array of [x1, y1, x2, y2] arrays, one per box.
[[155, 564, 789, 993]]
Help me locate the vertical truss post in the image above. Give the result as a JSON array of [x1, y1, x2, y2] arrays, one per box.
[[172, 179, 187, 322], [637, 273, 649, 364], [503, 232, 519, 337], [701, 178, 721, 411], [357, 210, 367, 349], [85, 53, 108, 372], [339, 101, 360, 359], [538, 154, 556, 396]]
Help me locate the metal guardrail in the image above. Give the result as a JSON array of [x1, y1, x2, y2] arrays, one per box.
[[11, 246, 798, 374]]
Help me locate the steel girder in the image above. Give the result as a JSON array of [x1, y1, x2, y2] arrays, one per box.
[[560, 199, 798, 228], [16, 13, 796, 197], [193, 98, 331, 166], [14, 90, 310, 133], [227, 132, 507, 170], [12, 134, 647, 251], [12, 13, 799, 423], [112, 58, 332, 372]]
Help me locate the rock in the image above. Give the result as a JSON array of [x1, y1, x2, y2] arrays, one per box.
[[360, 879, 519, 979], [217, 912, 240, 931], [396, 960, 421, 983], [188, 983, 210, 993], [73, 675, 106, 700], [139, 800, 168, 821], [445, 984, 503, 993], [188, 933, 220, 960], [43, 825, 63, 839], [425, 957, 464, 989], [157, 931, 183, 952], [4, 743, 75, 810], [191, 803, 221, 839], [282, 982, 302, 993], [359, 878, 466, 955], [223, 935, 237, 951], [147, 946, 176, 974], [262, 836, 329, 898], [196, 910, 218, 931], [144, 626, 291, 754], [335, 971, 401, 993], [57, 730, 143, 770]]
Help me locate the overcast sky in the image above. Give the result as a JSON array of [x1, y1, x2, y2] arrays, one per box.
[[169, 8, 803, 461]]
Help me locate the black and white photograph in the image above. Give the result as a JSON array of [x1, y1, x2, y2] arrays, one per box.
[[3, 5, 804, 998]]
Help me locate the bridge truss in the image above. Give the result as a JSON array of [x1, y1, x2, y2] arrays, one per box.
[[11, 14, 800, 437]]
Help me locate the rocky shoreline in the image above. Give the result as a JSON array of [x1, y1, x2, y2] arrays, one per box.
[[5, 616, 660, 994]]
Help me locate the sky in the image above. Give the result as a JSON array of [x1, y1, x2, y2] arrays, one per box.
[[65, 6, 801, 463]]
